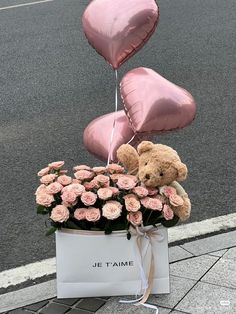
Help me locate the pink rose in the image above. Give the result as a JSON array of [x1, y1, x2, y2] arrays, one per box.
[[74, 170, 94, 181], [37, 167, 50, 177], [127, 211, 142, 226], [102, 201, 122, 220], [35, 184, 47, 195], [40, 174, 57, 185], [92, 166, 106, 174], [72, 179, 81, 184], [110, 173, 123, 183], [81, 191, 97, 206], [74, 208, 87, 220], [57, 175, 72, 186], [106, 163, 125, 174], [126, 175, 138, 183], [59, 170, 68, 175], [36, 193, 54, 207], [46, 182, 63, 194], [84, 179, 100, 190], [61, 190, 77, 204], [50, 205, 69, 222], [48, 161, 64, 170], [63, 183, 85, 196], [124, 194, 141, 212], [155, 194, 166, 203], [85, 207, 101, 222], [146, 187, 158, 196], [132, 186, 149, 198], [169, 194, 184, 207], [141, 197, 162, 211], [109, 187, 119, 196], [73, 165, 92, 171], [94, 174, 110, 187], [163, 204, 174, 220], [97, 188, 112, 200], [159, 186, 177, 197], [117, 175, 137, 190], [70, 183, 85, 196]]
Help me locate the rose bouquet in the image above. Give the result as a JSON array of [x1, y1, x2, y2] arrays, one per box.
[[35, 161, 182, 237]]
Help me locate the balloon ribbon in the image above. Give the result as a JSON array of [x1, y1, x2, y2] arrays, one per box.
[[107, 69, 118, 166]]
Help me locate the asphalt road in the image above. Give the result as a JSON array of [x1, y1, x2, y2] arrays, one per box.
[[0, 0, 235, 272]]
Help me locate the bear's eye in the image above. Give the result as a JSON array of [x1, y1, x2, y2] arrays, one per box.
[[160, 172, 164, 177], [145, 162, 148, 166]]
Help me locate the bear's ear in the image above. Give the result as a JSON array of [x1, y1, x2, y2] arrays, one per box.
[[137, 141, 154, 155], [174, 161, 188, 181]]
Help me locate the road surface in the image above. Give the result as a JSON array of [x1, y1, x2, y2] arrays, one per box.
[[0, 0, 235, 271]]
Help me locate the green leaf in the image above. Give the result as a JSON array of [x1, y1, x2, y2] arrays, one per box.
[[161, 215, 179, 228], [64, 221, 81, 230], [37, 205, 49, 215], [127, 231, 131, 240], [104, 229, 112, 235], [45, 227, 57, 236], [104, 220, 112, 234]]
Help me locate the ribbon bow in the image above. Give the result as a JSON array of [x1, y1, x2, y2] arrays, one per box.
[[119, 225, 164, 313]]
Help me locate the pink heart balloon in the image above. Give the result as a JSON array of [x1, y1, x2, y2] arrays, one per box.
[[82, 0, 159, 69], [83, 110, 150, 162], [120, 67, 197, 134]]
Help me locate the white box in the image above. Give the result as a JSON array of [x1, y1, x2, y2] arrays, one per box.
[[56, 225, 170, 298]]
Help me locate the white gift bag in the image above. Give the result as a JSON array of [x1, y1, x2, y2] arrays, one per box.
[[56, 225, 170, 298]]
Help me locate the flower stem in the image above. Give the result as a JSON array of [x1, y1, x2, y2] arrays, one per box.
[[146, 210, 153, 226]]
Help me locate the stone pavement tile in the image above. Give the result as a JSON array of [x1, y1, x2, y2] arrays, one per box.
[[169, 246, 193, 263], [39, 302, 70, 314], [150, 275, 196, 308], [222, 246, 236, 259], [176, 281, 236, 314], [76, 298, 105, 312], [180, 231, 236, 256], [201, 247, 236, 289], [24, 300, 49, 311], [8, 310, 31, 314], [96, 297, 171, 313], [67, 310, 93, 314], [208, 249, 227, 257], [53, 298, 79, 306], [170, 254, 218, 280]]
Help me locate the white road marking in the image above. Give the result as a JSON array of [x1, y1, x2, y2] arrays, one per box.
[[0, 0, 54, 11], [0, 213, 235, 291], [0, 280, 56, 313], [0, 258, 56, 289], [168, 212, 236, 243]]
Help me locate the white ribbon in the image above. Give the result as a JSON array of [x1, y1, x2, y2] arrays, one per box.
[[119, 226, 164, 313], [106, 69, 118, 166]]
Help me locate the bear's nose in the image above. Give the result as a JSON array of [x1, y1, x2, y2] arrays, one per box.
[[145, 174, 150, 180]]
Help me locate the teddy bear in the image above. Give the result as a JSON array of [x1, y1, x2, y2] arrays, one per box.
[[117, 141, 191, 221]]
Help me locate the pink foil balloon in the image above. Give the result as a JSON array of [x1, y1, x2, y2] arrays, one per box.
[[82, 0, 159, 69], [120, 67, 197, 134], [83, 110, 150, 162]]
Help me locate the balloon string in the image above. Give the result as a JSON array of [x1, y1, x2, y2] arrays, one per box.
[[126, 134, 135, 145], [106, 69, 118, 166]]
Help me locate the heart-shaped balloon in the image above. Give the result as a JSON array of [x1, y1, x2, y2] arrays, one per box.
[[82, 0, 159, 69], [120, 67, 197, 134], [83, 110, 150, 162]]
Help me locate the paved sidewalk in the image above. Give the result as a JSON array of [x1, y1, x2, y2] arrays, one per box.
[[1, 230, 236, 314]]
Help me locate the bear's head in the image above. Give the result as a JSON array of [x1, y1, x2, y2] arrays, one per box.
[[117, 141, 187, 187]]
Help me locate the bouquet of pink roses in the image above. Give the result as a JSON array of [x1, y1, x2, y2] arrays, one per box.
[[35, 161, 181, 236]]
